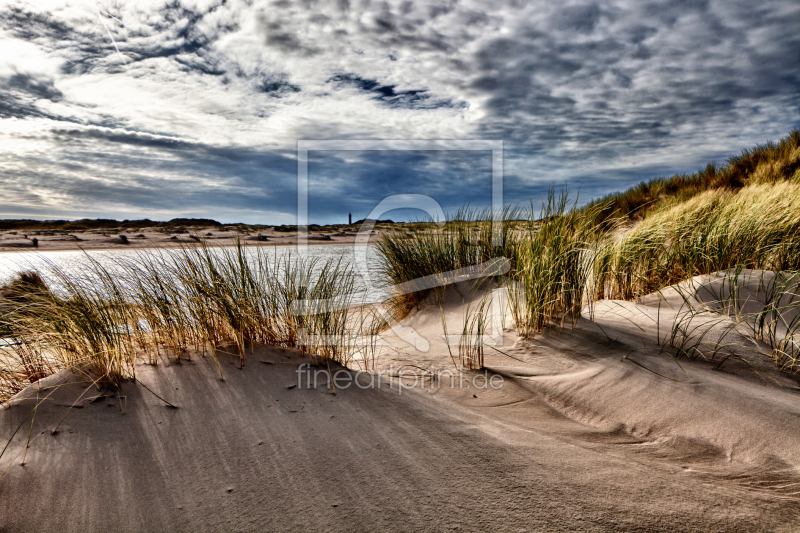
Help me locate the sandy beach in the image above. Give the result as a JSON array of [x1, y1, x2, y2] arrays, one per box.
[[2, 0, 798, 529], [0, 226, 382, 253], [1, 273, 798, 532]]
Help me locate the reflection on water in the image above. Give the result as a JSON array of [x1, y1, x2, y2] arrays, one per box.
[[0, 244, 388, 303]]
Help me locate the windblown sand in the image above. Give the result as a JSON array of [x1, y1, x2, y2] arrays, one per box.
[[1, 272, 798, 531]]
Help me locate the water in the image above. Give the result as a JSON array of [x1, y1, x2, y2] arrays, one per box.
[[0, 243, 389, 303]]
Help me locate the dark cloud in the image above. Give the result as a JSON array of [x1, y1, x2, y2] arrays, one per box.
[[258, 13, 321, 57], [0, 5, 75, 41], [0, 0, 798, 223], [0, 95, 51, 120], [255, 76, 301, 96], [551, 4, 605, 32], [0, 71, 72, 121], [51, 128, 197, 150], [6, 73, 63, 102], [329, 73, 426, 102], [328, 73, 462, 109], [307, 150, 494, 222]]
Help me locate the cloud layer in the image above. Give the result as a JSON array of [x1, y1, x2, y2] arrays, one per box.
[[0, 0, 798, 223]]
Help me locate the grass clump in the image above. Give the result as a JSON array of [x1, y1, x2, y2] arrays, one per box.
[[697, 269, 800, 372], [0, 242, 373, 401], [375, 206, 525, 315], [510, 191, 605, 337], [597, 181, 800, 301], [1, 265, 138, 396], [376, 190, 607, 342], [623, 268, 800, 376]]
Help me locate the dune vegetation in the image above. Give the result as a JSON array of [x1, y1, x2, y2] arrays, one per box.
[[596, 181, 800, 300], [376, 129, 800, 370], [589, 128, 800, 226], [1, 130, 799, 401], [0, 244, 377, 400]]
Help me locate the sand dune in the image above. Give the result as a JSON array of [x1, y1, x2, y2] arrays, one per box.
[[1, 275, 799, 531]]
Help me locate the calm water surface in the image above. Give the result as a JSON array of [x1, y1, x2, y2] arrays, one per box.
[[0, 244, 388, 303]]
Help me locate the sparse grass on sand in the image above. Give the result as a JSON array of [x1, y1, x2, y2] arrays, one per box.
[[375, 130, 800, 372], [2, 130, 799, 399], [0, 242, 377, 400], [663, 269, 800, 373]]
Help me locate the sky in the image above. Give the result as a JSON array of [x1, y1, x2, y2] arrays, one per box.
[[0, 0, 798, 225]]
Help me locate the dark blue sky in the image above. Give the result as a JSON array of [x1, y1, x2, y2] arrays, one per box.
[[1, 0, 799, 224]]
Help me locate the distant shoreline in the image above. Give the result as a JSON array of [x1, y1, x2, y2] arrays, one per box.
[[0, 226, 387, 253], [0, 239, 370, 254]]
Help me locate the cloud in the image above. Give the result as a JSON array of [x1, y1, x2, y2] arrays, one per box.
[[0, 122, 300, 222], [326, 73, 461, 109], [0, 0, 798, 223], [306, 149, 494, 221], [6, 72, 63, 101]]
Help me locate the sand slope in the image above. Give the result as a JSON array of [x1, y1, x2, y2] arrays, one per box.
[[1, 275, 799, 531]]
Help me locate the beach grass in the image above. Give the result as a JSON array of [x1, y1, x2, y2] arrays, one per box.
[[509, 190, 606, 337], [374, 205, 526, 316], [0, 242, 373, 400], [596, 181, 800, 301], [588, 128, 800, 226], [2, 131, 799, 399], [373, 132, 800, 371]]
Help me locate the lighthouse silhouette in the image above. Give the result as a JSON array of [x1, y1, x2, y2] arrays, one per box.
[[348, 213, 352, 225]]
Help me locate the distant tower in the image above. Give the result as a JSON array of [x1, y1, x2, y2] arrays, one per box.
[[348, 213, 352, 225]]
